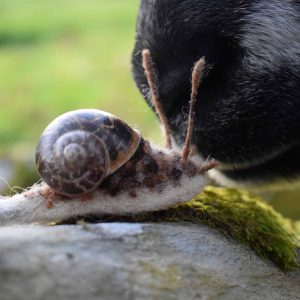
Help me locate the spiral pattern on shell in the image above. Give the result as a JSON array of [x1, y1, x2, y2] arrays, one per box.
[[36, 109, 141, 196]]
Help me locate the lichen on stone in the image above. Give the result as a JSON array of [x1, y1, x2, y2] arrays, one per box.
[[96, 186, 299, 272]]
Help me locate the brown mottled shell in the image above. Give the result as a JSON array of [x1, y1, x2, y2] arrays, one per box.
[[35, 109, 141, 196]]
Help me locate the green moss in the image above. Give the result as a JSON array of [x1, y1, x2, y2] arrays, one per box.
[[284, 219, 300, 247], [295, 221, 300, 238], [97, 186, 299, 272]]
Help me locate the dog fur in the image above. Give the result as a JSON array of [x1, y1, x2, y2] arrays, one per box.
[[132, 0, 300, 189]]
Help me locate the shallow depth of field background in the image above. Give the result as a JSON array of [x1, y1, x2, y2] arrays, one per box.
[[0, 0, 299, 218]]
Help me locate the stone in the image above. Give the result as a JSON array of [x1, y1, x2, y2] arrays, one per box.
[[0, 223, 299, 300]]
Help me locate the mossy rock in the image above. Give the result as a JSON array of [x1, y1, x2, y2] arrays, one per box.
[[91, 186, 299, 272], [0, 223, 299, 300]]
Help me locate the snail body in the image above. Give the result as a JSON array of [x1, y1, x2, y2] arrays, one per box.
[[35, 108, 208, 201], [33, 52, 215, 209], [36, 109, 141, 196]]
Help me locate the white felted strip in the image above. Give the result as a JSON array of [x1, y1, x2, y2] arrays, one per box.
[[0, 175, 206, 225]]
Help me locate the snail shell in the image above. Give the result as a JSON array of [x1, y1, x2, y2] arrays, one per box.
[[36, 109, 141, 196]]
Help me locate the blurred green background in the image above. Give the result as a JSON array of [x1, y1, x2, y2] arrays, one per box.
[[0, 0, 299, 218]]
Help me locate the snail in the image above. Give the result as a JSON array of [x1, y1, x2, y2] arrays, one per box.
[[0, 50, 216, 225], [35, 109, 142, 196]]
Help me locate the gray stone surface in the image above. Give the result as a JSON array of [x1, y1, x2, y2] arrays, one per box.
[[0, 223, 299, 300]]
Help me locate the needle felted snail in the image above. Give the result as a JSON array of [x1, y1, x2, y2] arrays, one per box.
[[0, 50, 216, 225], [35, 109, 142, 196]]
